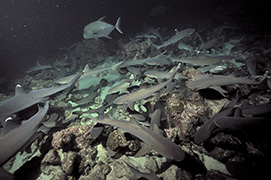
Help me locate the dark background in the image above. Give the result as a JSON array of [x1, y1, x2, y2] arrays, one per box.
[[0, 0, 270, 80]]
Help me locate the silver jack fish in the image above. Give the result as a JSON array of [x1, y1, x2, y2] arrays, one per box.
[[83, 16, 123, 40]]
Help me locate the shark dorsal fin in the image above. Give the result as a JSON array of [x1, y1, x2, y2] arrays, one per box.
[[83, 64, 90, 73], [2, 117, 21, 136], [15, 84, 26, 96]]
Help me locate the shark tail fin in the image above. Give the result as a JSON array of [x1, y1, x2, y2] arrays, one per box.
[[111, 60, 124, 71], [151, 43, 160, 49], [169, 63, 181, 81], [115, 17, 123, 34]]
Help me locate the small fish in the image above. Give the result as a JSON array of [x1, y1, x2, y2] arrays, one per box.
[[83, 16, 123, 40]]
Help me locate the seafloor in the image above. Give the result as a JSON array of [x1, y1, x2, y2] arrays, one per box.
[[1, 6, 271, 180]]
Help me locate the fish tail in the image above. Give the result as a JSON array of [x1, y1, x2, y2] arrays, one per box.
[[151, 43, 160, 49], [111, 60, 124, 71], [115, 17, 123, 34], [169, 63, 181, 81]]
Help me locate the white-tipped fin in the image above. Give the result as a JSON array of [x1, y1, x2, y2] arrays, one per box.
[[115, 17, 123, 34], [83, 64, 90, 73], [15, 84, 26, 96], [2, 117, 21, 136]]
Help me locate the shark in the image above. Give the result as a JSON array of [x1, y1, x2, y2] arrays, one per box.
[[144, 69, 188, 81], [113, 64, 181, 110], [171, 55, 235, 66], [120, 52, 169, 68], [0, 101, 49, 167], [108, 81, 131, 94], [90, 115, 185, 161], [187, 72, 267, 95], [152, 28, 195, 49], [194, 99, 267, 145], [78, 61, 123, 82], [0, 73, 81, 126]]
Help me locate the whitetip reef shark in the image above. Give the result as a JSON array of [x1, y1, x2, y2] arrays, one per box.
[[0, 73, 81, 126], [187, 72, 268, 95], [0, 101, 49, 179], [78, 61, 124, 82], [113, 64, 181, 110], [90, 115, 185, 162], [171, 55, 235, 66], [152, 28, 195, 49]]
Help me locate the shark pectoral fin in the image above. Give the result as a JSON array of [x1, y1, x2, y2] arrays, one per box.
[[106, 147, 118, 157], [157, 78, 163, 83], [134, 143, 152, 157], [42, 113, 59, 128], [105, 35, 112, 39], [38, 125, 50, 134], [90, 127, 104, 140], [152, 124, 161, 135], [42, 121, 56, 128], [127, 100, 135, 111], [2, 117, 21, 136], [122, 89, 129, 94], [210, 86, 228, 97]]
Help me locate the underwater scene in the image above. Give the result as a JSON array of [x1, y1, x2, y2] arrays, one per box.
[[0, 0, 271, 179]]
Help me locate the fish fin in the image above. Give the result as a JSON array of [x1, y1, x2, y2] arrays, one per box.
[[157, 78, 163, 83], [90, 127, 104, 140], [42, 120, 56, 128], [209, 86, 227, 97], [115, 17, 123, 34], [37, 125, 50, 134], [98, 16, 106, 21], [42, 113, 59, 128], [151, 43, 160, 49], [106, 147, 117, 157], [15, 84, 26, 96], [2, 117, 21, 136], [111, 60, 124, 71], [134, 143, 152, 157], [105, 35, 112, 39], [129, 118, 139, 125], [127, 100, 135, 111], [83, 64, 90, 73], [122, 89, 129, 94], [152, 124, 161, 134]]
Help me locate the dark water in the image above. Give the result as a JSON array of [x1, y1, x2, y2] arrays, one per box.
[[0, 0, 270, 82]]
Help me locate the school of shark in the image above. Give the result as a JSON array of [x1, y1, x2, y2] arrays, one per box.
[[1, 8, 271, 180]]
